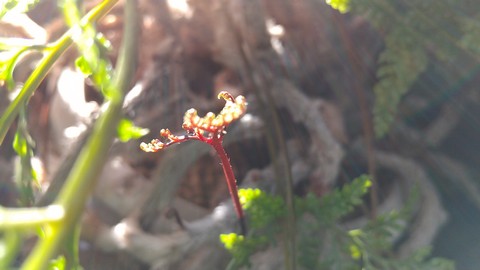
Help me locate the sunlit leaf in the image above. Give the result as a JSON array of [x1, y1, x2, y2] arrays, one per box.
[[0, 50, 21, 90], [75, 56, 92, 76], [61, 0, 114, 99], [93, 58, 113, 97], [117, 118, 149, 142], [13, 130, 28, 156], [220, 232, 267, 268], [48, 255, 66, 270], [349, 244, 362, 260], [0, 0, 40, 19], [325, 0, 349, 13], [220, 233, 244, 251], [238, 188, 285, 229], [238, 188, 262, 208]]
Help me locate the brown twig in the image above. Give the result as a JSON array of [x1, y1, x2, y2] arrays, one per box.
[[332, 11, 378, 218]]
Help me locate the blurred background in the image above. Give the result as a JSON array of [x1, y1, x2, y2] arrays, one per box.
[[1, 0, 480, 269]]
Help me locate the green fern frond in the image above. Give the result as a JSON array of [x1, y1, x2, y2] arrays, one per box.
[[460, 15, 480, 56], [373, 30, 428, 137], [350, 0, 479, 137]]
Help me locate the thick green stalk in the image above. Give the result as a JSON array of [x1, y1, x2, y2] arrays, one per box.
[[64, 223, 82, 270], [20, 0, 138, 268], [0, 205, 64, 229], [0, 0, 119, 145], [0, 230, 21, 269]]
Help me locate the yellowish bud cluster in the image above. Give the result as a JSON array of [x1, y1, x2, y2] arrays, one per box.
[[140, 139, 165, 152], [182, 91, 247, 134], [140, 91, 247, 152]]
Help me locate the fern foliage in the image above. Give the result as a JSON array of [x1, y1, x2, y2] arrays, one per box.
[[349, 0, 480, 137], [372, 30, 428, 137], [460, 14, 480, 56], [220, 175, 454, 269]]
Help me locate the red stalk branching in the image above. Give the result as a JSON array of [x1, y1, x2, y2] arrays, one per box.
[[140, 91, 247, 234]]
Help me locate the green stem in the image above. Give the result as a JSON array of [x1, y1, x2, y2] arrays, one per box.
[[20, 0, 138, 268], [0, 229, 21, 269], [14, 104, 36, 206], [64, 223, 82, 270], [0, 205, 64, 229], [0, 0, 119, 145]]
